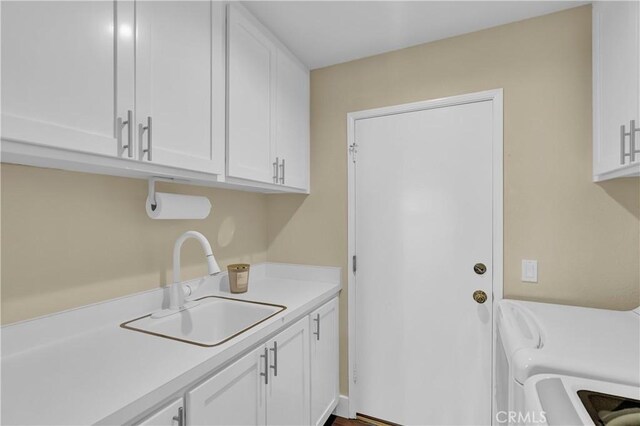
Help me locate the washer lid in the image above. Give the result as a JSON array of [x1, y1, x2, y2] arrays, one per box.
[[507, 301, 640, 386], [497, 300, 543, 359], [524, 374, 640, 426]]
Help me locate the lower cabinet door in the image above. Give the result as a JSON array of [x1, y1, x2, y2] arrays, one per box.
[[266, 316, 311, 425], [136, 398, 183, 426], [310, 298, 340, 426], [187, 347, 267, 425]]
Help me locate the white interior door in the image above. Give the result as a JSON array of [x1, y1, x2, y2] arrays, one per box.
[[353, 99, 497, 425]]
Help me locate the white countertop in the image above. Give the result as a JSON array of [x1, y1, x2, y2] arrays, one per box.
[[1, 263, 341, 425]]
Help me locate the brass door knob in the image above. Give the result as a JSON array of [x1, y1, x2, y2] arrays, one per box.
[[473, 290, 487, 304], [474, 263, 487, 275]]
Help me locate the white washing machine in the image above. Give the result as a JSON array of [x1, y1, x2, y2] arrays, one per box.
[[494, 300, 640, 425], [524, 374, 640, 425]]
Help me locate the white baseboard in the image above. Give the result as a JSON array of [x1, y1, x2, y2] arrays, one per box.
[[332, 395, 351, 418]]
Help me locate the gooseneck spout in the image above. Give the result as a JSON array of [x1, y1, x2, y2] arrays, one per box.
[[173, 231, 221, 284], [169, 231, 221, 311]]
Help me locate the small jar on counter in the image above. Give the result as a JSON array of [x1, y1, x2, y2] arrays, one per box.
[[227, 264, 250, 293]]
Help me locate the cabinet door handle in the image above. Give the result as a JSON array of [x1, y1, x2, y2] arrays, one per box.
[[269, 341, 278, 377], [117, 110, 133, 158], [260, 347, 268, 384], [621, 123, 632, 165], [631, 119, 639, 163], [172, 406, 184, 426], [139, 116, 152, 161], [279, 158, 285, 184], [313, 313, 320, 340], [273, 157, 279, 183]]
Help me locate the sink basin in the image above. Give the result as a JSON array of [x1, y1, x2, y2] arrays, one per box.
[[121, 296, 286, 347]]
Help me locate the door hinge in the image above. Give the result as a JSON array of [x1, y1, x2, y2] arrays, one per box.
[[352, 255, 357, 274], [349, 142, 358, 163], [353, 364, 358, 384]]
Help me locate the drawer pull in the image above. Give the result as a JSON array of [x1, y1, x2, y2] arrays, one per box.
[[260, 347, 268, 385], [270, 341, 278, 377], [313, 313, 320, 340]]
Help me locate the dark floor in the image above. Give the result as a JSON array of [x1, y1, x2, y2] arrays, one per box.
[[324, 415, 373, 426], [324, 414, 394, 426]]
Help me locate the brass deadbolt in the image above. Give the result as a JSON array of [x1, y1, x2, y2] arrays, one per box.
[[474, 263, 487, 275], [473, 290, 488, 304]]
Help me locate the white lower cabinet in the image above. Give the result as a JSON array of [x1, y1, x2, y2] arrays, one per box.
[[187, 347, 266, 425], [310, 298, 340, 426], [137, 398, 184, 426], [266, 317, 310, 425], [186, 316, 311, 426], [134, 299, 338, 426]]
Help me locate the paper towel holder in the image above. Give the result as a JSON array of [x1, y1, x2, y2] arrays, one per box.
[[148, 177, 186, 211]]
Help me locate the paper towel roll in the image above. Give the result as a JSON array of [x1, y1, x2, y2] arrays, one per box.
[[146, 193, 211, 220]]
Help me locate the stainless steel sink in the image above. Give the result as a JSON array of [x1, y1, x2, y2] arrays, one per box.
[[120, 296, 286, 347]]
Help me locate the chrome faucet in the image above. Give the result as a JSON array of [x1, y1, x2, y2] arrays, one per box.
[[153, 231, 220, 319]]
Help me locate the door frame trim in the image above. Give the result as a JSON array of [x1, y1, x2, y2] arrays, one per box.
[[346, 88, 504, 420]]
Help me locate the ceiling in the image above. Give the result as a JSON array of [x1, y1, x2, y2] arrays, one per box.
[[243, 1, 589, 69]]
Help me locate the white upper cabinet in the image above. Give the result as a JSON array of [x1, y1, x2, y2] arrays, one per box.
[[227, 4, 278, 184], [1, 0, 225, 179], [1, 1, 133, 158], [593, 1, 640, 181], [310, 298, 340, 426], [1, 1, 309, 192], [227, 4, 310, 192], [275, 51, 311, 191], [135, 1, 225, 175]]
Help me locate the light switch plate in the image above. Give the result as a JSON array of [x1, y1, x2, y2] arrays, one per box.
[[522, 260, 538, 283]]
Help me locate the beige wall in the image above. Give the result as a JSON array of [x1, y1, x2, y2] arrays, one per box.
[[1, 164, 268, 323], [266, 5, 640, 396]]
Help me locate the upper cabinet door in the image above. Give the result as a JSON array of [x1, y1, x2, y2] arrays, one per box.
[[275, 51, 311, 191], [593, 1, 640, 180], [135, 1, 225, 175], [227, 4, 278, 184], [1, 1, 133, 157]]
